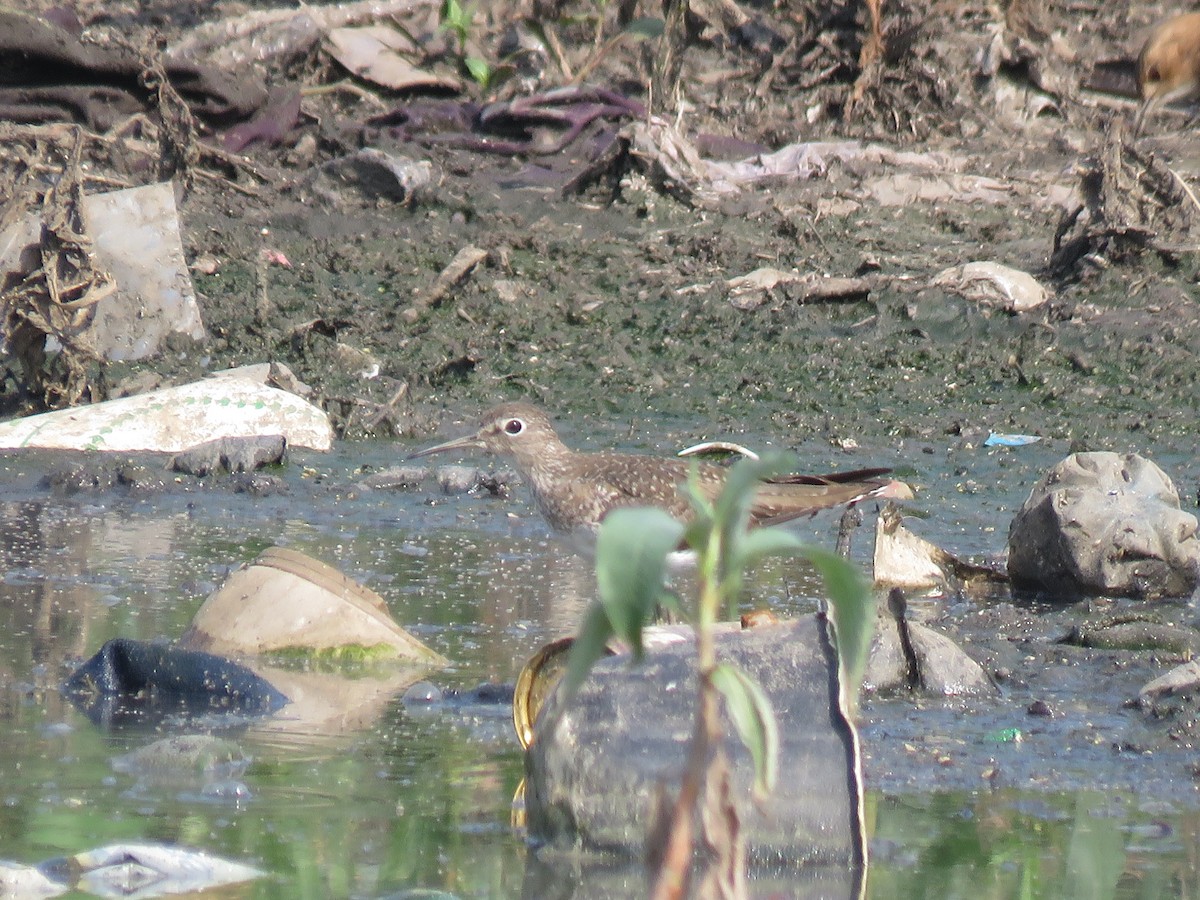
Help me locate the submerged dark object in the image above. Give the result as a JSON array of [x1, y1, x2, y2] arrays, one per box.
[[64, 638, 288, 727]]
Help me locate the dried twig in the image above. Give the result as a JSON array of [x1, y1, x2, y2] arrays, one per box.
[[302, 79, 388, 109]]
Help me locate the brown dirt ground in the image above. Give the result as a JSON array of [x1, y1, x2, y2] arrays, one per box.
[[3, 0, 1199, 473]]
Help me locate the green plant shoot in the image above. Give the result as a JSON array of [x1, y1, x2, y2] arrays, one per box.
[[439, 0, 492, 87], [564, 454, 877, 801]]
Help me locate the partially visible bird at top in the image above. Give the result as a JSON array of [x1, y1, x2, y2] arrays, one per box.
[[1134, 11, 1200, 137]]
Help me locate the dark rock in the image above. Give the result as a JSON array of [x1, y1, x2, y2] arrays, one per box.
[[42, 463, 116, 493], [474, 468, 515, 497], [171, 435, 287, 476], [230, 473, 289, 496], [1060, 620, 1200, 655], [1007, 452, 1200, 599], [1027, 699, 1054, 717], [312, 149, 436, 205], [115, 462, 168, 493], [42, 458, 167, 495], [454, 681, 514, 704]]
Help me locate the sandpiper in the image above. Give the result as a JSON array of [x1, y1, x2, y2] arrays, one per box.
[[410, 402, 898, 538]]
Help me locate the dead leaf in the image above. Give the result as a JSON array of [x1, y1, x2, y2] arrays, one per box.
[[326, 25, 461, 92]]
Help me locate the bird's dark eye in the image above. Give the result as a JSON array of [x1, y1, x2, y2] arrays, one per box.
[[504, 418, 525, 435]]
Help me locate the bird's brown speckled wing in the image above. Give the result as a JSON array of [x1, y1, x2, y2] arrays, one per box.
[[550, 455, 890, 530], [573, 454, 724, 522]]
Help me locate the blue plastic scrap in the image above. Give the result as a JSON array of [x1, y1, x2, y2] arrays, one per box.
[[984, 433, 1042, 447]]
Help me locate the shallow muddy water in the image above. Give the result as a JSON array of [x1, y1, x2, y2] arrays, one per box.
[[0, 434, 1197, 898]]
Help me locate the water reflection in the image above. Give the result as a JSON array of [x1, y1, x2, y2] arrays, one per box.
[[868, 790, 1196, 898]]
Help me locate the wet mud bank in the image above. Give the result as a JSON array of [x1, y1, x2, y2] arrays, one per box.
[[182, 150, 1200, 457]]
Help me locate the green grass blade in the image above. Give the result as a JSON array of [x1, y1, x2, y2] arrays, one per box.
[[733, 527, 805, 568]]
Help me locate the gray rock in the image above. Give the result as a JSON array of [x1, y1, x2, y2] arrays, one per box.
[[435, 464, 482, 494], [433, 464, 516, 496], [1007, 452, 1200, 599], [358, 465, 431, 490], [171, 435, 287, 476], [524, 616, 863, 864], [312, 148, 436, 205], [865, 615, 995, 697], [1141, 659, 1200, 697]]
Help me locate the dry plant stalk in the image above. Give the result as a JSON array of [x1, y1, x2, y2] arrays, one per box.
[[139, 45, 200, 195], [0, 126, 114, 409], [1051, 121, 1198, 276], [651, 0, 689, 117]]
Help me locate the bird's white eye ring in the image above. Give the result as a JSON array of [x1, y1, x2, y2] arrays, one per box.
[[504, 418, 525, 436]]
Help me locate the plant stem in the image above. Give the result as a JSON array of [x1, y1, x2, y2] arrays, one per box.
[[650, 667, 722, 899], [649, 527, 727, 898]]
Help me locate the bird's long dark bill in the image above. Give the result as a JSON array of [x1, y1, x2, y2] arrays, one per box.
[[408, 434, 486, 460]]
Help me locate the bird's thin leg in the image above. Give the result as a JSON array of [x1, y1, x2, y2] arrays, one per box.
[[835, 505, 864, 558]]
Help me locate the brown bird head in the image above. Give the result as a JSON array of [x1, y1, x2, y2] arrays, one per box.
[[409, 402, 570, 473], [1134, 12, 1200, 136]]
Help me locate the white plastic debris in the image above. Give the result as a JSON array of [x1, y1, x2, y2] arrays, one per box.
[[0, 843, 265, 899], [180, 546, 449, 735], [0, 365, 332, 451], [933, 261, 1049, 312], [181, 546, 448, 662], [81, 183, 206, 359], [71, 842, 264, 898], [0, 182, 206, 362]]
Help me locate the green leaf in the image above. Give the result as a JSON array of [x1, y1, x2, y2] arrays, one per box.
[[802, 546, 874, 716], [561, 601, 614, 701], [623, 16, 665, 40], [441, 0, 465, 34], [711, 455, 770, 531], [464, 57, 491, 86], [722, 526, 805, 619], [712, 454, 796, 561], [711, 663, 778, 800], [595, 507, 685, 658]]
